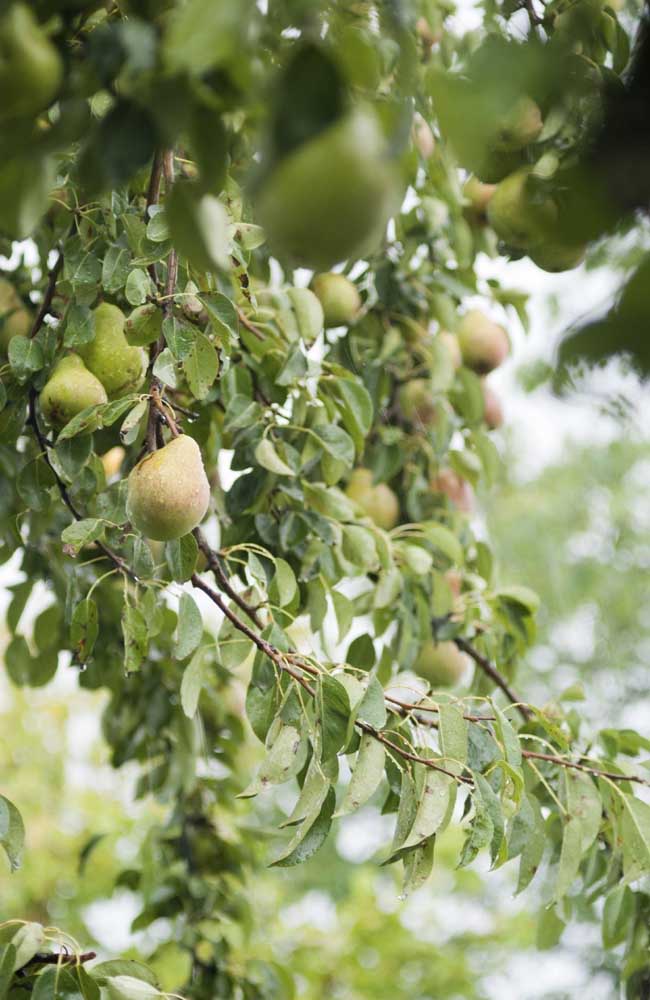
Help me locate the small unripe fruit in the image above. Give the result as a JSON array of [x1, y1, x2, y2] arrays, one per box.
[[398, 379, 438, 426], [457, 310, 509, 374], [493, 97, 543, 152], [127, 436, 210, 541], [345, 468, 399, 531], [487, 169, 557, 250], [463, 176, 497, 217], [413, 639, 468, 687], [79, 303, 147, 398], [482, 380, 504, 429], [101, 446, 126, 480], [39, 354, 108, 429], [311, 273, 361, 328], [431, 468, 473, 512]]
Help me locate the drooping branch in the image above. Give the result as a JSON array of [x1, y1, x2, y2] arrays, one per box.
[[454, 636, 532, 721]]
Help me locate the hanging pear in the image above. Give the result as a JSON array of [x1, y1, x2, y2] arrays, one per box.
[[79, 302, 147, 399], [0, 4, 63, 123], [126, 436, 210, 541], [39, 354, 108, 429]]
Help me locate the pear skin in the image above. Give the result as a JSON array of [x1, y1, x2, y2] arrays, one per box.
[[40, 354, 108, 429], [127, 435, 210, 541], [413, 639, 468, 687], [311, 273, 361, 328], [345, 468, 399, 530], [457, 310, 510, 374], [79, 302, 147, 398]]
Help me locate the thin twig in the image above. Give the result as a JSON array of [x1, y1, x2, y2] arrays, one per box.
[[454, 636, 532, 721], [522, 750, 650, 787], [19, 951, 96, 971], [193, 528, 263, 628]]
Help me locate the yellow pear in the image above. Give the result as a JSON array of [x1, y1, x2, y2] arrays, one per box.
[[311, 273, 361, 328], [255, 108, 401, 269], [0, 4, 63, 123], [127, 435, 210, 541], [413, 639, 468, 687], [39, 354, 108, 429], [79, 303, 147, 398], [0, 277, 31, 351], [345, 468, 399, 531], [457, 310, 510, 374], [487, 169, 557, 250]]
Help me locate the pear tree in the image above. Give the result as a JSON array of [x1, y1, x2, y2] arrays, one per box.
[[1, 2, 650, 999]]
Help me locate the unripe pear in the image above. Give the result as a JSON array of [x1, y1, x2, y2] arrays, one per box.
[[311, 273, 361, 328], [482, 380, 504, 429], [345, 468, 399, 531], [79, 303, 147, 398], [255, 108, 401, 269], [487, 169, 557, 250], [127, 435, 210, 541], [101, 446, 126, 481], [39, 354, 108, 429], [438, 330, 462, 371], [457, 310, 509, 374], [0, 4, 63, 123], [398, 379, 438, 426], [493, 97, 543, 152], [0, 277, 31, 351], [529, 241, 586, 273], [413, 639, 468, 687], [431, 468, 473, 512], [463, 176, 497, 217], [285, 287, 324, 343]]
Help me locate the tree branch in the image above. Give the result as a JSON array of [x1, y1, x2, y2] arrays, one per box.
[[454, 636, 532, 721]]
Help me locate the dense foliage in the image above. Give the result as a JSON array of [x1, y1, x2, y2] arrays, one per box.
[[1, 1, 649, 998]]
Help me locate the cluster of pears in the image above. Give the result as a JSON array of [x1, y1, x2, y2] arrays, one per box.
[[0, 4, 62, 123], [126, 434, 210, 542], [255, 106, 401, 269], [0, 277, 32, 353], [40, 303, 147, 429]]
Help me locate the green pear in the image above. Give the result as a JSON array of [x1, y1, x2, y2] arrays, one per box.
[[493, 97, 543, 152], [487, 169, 557, 250], [529, 241, 586, 273], [39, 354, 108, 429], [79, 303, 147, 398], [0, 4, 63, 123], [0, 277, 31, 352], [255, 108, 401, 269], [413, 639, 467, 687], [127, 435, 210, 541], [311, 273, 361, 328], [398, 379, 438, 426], [457, 310, 510, 374], [345, 468, 399, 530]]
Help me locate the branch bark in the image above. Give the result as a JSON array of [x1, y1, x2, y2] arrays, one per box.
[[454, 635, 532, 721]]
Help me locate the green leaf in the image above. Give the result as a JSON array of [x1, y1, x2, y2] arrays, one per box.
[[402, 836, 436, 897], [319, 674, 351, 761], [419, 521, 463, 565], [602, 884, 635, 949], [311, 424, 355, 467], [61, 518, 105, 556], [269, 558, 297, 608], [255, 439, 295, 477], [338, 733, 385, 815], [494, 584, 540, 614], [9, 923, 45, 972], [163, 0, 250, 75], [403, 763, 454, 849], [180, 648, 210, 719], [0, 795, 25, 871], [121, 603, 148, 674], [175, 592, 203, 660], [63, 304, 96, 347], [70, 598, 99, 664], [332, 379, 373, 455], [102, 245, 132, 293], [8, 336, 44, 381], [0, 944, 16, 999], [270, 786, 336, 867], [165, 534, 198, 582], [166, 183, 230, 273], [124, 268, 154, 306], [6, 635, 57, 687], [439, 703, 468, 776], [242, 724, 308, 796], [620, 794, 650, 882], [183, 332, 219, 399]]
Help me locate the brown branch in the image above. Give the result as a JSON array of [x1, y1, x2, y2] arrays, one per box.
[[19, 951, 96, 971], [522, 750, 650, 787], [385, 693, 496, 723], [359, 722, 474, 785], [454, 636, 532, 721], [145, 150, 164, 287], [28, 251, 64, 340], [236, 307, 265, 342], [193, 528, 262, 627]]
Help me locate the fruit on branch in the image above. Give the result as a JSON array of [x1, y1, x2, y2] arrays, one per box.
[[482, 380, 504, 429], [463, 176, 497, 218], [493, 97, 543, 152], [529, 240, 587, 272], [39, 354, 108, 429], [457, 309, 509, 374], [345, 468, 399, 530], [487, 169, 557, 250], [255, 107, 401, 269], [438, 330, 462, 370], [431, 468, 473, 512], [126, 435, 210, 541], [0, 4, 63, 123], [0, 277, 31, 351], [101, 446, 126, 481], [413, 639, 468, 687], [79, 303, 147, 398], [412, 113, 436, 159], [311, 272, 361, 328], [398, 379, 439, 426]]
